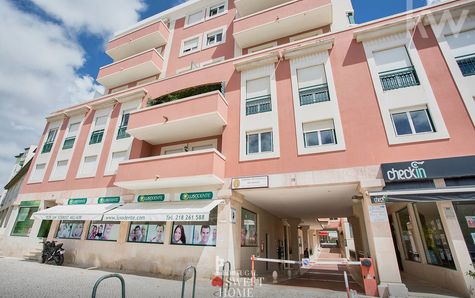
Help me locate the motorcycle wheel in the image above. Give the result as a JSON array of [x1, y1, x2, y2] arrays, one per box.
[[54, 254, 64, 266]]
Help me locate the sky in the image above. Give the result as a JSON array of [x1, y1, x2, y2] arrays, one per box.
[[0, 0, 437, 187]]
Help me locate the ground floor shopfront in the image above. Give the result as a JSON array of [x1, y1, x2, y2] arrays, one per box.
[[1, 155, 475, 297]]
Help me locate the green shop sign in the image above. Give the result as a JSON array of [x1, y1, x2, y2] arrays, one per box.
[[98, 196, 120, 204], [180, 192, 213, 201], [68, 198, 88, 205], [137, 194, 165, 202], [19, 200, 41, 207]]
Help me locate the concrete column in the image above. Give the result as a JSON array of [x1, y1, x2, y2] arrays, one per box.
[[437, 201, 475, 297], [360, 191, 408, 297], [286, 218, 301, 262], [215, 191, 238, 275], [301, 225, 310, 253]]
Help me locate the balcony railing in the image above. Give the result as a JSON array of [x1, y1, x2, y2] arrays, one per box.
[[246, 95, 272, 115], [456, 54, 475, 77], [379, 66, 420, 91], [116, 126, 130, 139], [299, 84, 330, 106]]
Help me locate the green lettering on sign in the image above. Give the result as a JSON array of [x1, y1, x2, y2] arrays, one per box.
[[19, 200, 41, 207], [180, 192, 213, 201], [137, 194, 165, 202], [98, 197, 120, 204], [68, 198, 88, 205]]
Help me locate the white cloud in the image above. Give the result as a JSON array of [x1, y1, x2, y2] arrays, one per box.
[[0, 0, 144, 187], [31, 0, 147, 37]]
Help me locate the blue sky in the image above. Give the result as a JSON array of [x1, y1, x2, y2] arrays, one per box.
[[0, 0, 430, 187]]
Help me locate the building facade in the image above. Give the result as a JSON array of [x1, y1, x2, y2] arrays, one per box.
[[2, 0, 475, 296]]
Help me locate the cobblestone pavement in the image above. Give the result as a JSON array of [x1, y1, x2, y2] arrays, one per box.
[[0, 257, 358, 298]]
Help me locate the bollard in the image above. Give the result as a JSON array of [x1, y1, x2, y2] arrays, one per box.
[[360, 258, 378, 297], [181, 266, 197, 298], [91, 273, 125, 298]]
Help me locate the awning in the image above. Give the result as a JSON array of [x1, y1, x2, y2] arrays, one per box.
[[370, 187, 475, 203], [102, 199, 224, 222], [32, 204, 120, 221]]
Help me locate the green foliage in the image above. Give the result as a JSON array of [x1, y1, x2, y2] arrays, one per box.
[[467, 264, 475, 279], [147, 82, 222, 107]]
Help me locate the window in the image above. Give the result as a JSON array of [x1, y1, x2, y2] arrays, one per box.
[[414, 203, 455, 269], [109, 151, 128, 173], [31, 163, 46, 181], [246, 77, 271, 115], [186, 10, 204, 26], [453, 202, 475, 262], [42, 128, 58, 153], [303, 120, 336, 147], [117, 111, 131, 139], [53, 160, 68, 179], [346, 11, 356, 24], [397, 208, 421, 262], [87, 222, 120, 241], [171, 207, 217, 246], [182, 37, 200, 55], [206, 29, 224, 47], [373, 46, 419, 91], [241, 208, 257, 247], [11, 206, 38, 236], [297, 65, 329, 106], [81, 155, 97, 176], [63, 122, 80, 150], [446, 29, 475, 77], [56, 221, 84, 239], [89, 115, 107, 145], [208, 2, 225, 18], [246, 131, 273, 154], [129, 222, 165, 243], [391, 108, 434, 136]]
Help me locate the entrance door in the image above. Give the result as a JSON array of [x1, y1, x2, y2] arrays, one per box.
[[37, 220, 52, 238]]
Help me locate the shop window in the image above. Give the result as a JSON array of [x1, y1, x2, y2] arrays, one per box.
[[171, 207, 217, 246], [87, 222, 120, 241], [128, 222, 165, 244], [11, 206, 38, 236], [56, 221, 84, 239], [414, 203, 456, 269], [453, 202, 475, 262], [396, 207, 421, 262], [241, 208, 257, 247]]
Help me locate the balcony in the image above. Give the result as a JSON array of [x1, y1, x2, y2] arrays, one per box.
[[456, 54, 475, 77], [379, 66, 420, 91], [127, 91, 228, 145], [299, 84, 330, 106], [97, 49, 163, 89], [106, 20, 169, 61], [114, 149, 225, 190], [233, 0, 332, 49], [235, 0, 289, 17], [246, 95, 272, 115]]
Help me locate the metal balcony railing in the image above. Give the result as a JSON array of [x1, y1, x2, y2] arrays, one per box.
[[116, 126, 130, 140], [246, 95, 272, 115], [299, 84, 330, 106], [379, 66, 420, 91], [456, 54, 475, 77]]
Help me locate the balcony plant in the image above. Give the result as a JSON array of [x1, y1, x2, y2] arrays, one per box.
[[147, 82, 224, 107]]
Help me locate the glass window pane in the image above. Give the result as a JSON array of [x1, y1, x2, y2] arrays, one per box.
[[260, 132, 273, 152], [11, 207, 38, 236], [304, 131, 319, 147], [241, 208, 257, 247], [415, 203, 456, 269], [392, 112, 412, 135], [247, 134, 259, 154], [397, 208, 421, 262], [321, 129, 336, 145], [410, 110, 433, 133], [171, 207, 217, 246], [57, 221, 84, 239], [453, 202, 475, 262]]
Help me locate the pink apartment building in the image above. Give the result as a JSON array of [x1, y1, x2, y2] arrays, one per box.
[[2, 0, 475, 296]]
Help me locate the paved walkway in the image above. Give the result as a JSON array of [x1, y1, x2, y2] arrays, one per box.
[[0, 257, 360, 298]]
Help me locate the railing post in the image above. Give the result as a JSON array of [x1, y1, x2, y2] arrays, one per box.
[[91, 274, 125, 298], [181, 265, 197, 298]]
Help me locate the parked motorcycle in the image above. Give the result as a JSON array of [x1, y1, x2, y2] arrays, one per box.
[[41, 240, 65, 265]]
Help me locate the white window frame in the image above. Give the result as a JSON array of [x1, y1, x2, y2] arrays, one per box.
[[185, 9, 205, 28], [246, 130, 273, 155], [78, 155, 98, 178], [203, 26, 226, 50], [390, 106, 435, 137], [303, 122, 337, 148], [180, 34, 202, 57], [206, 2, 227, 20], [51, 159, 69, 181]]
